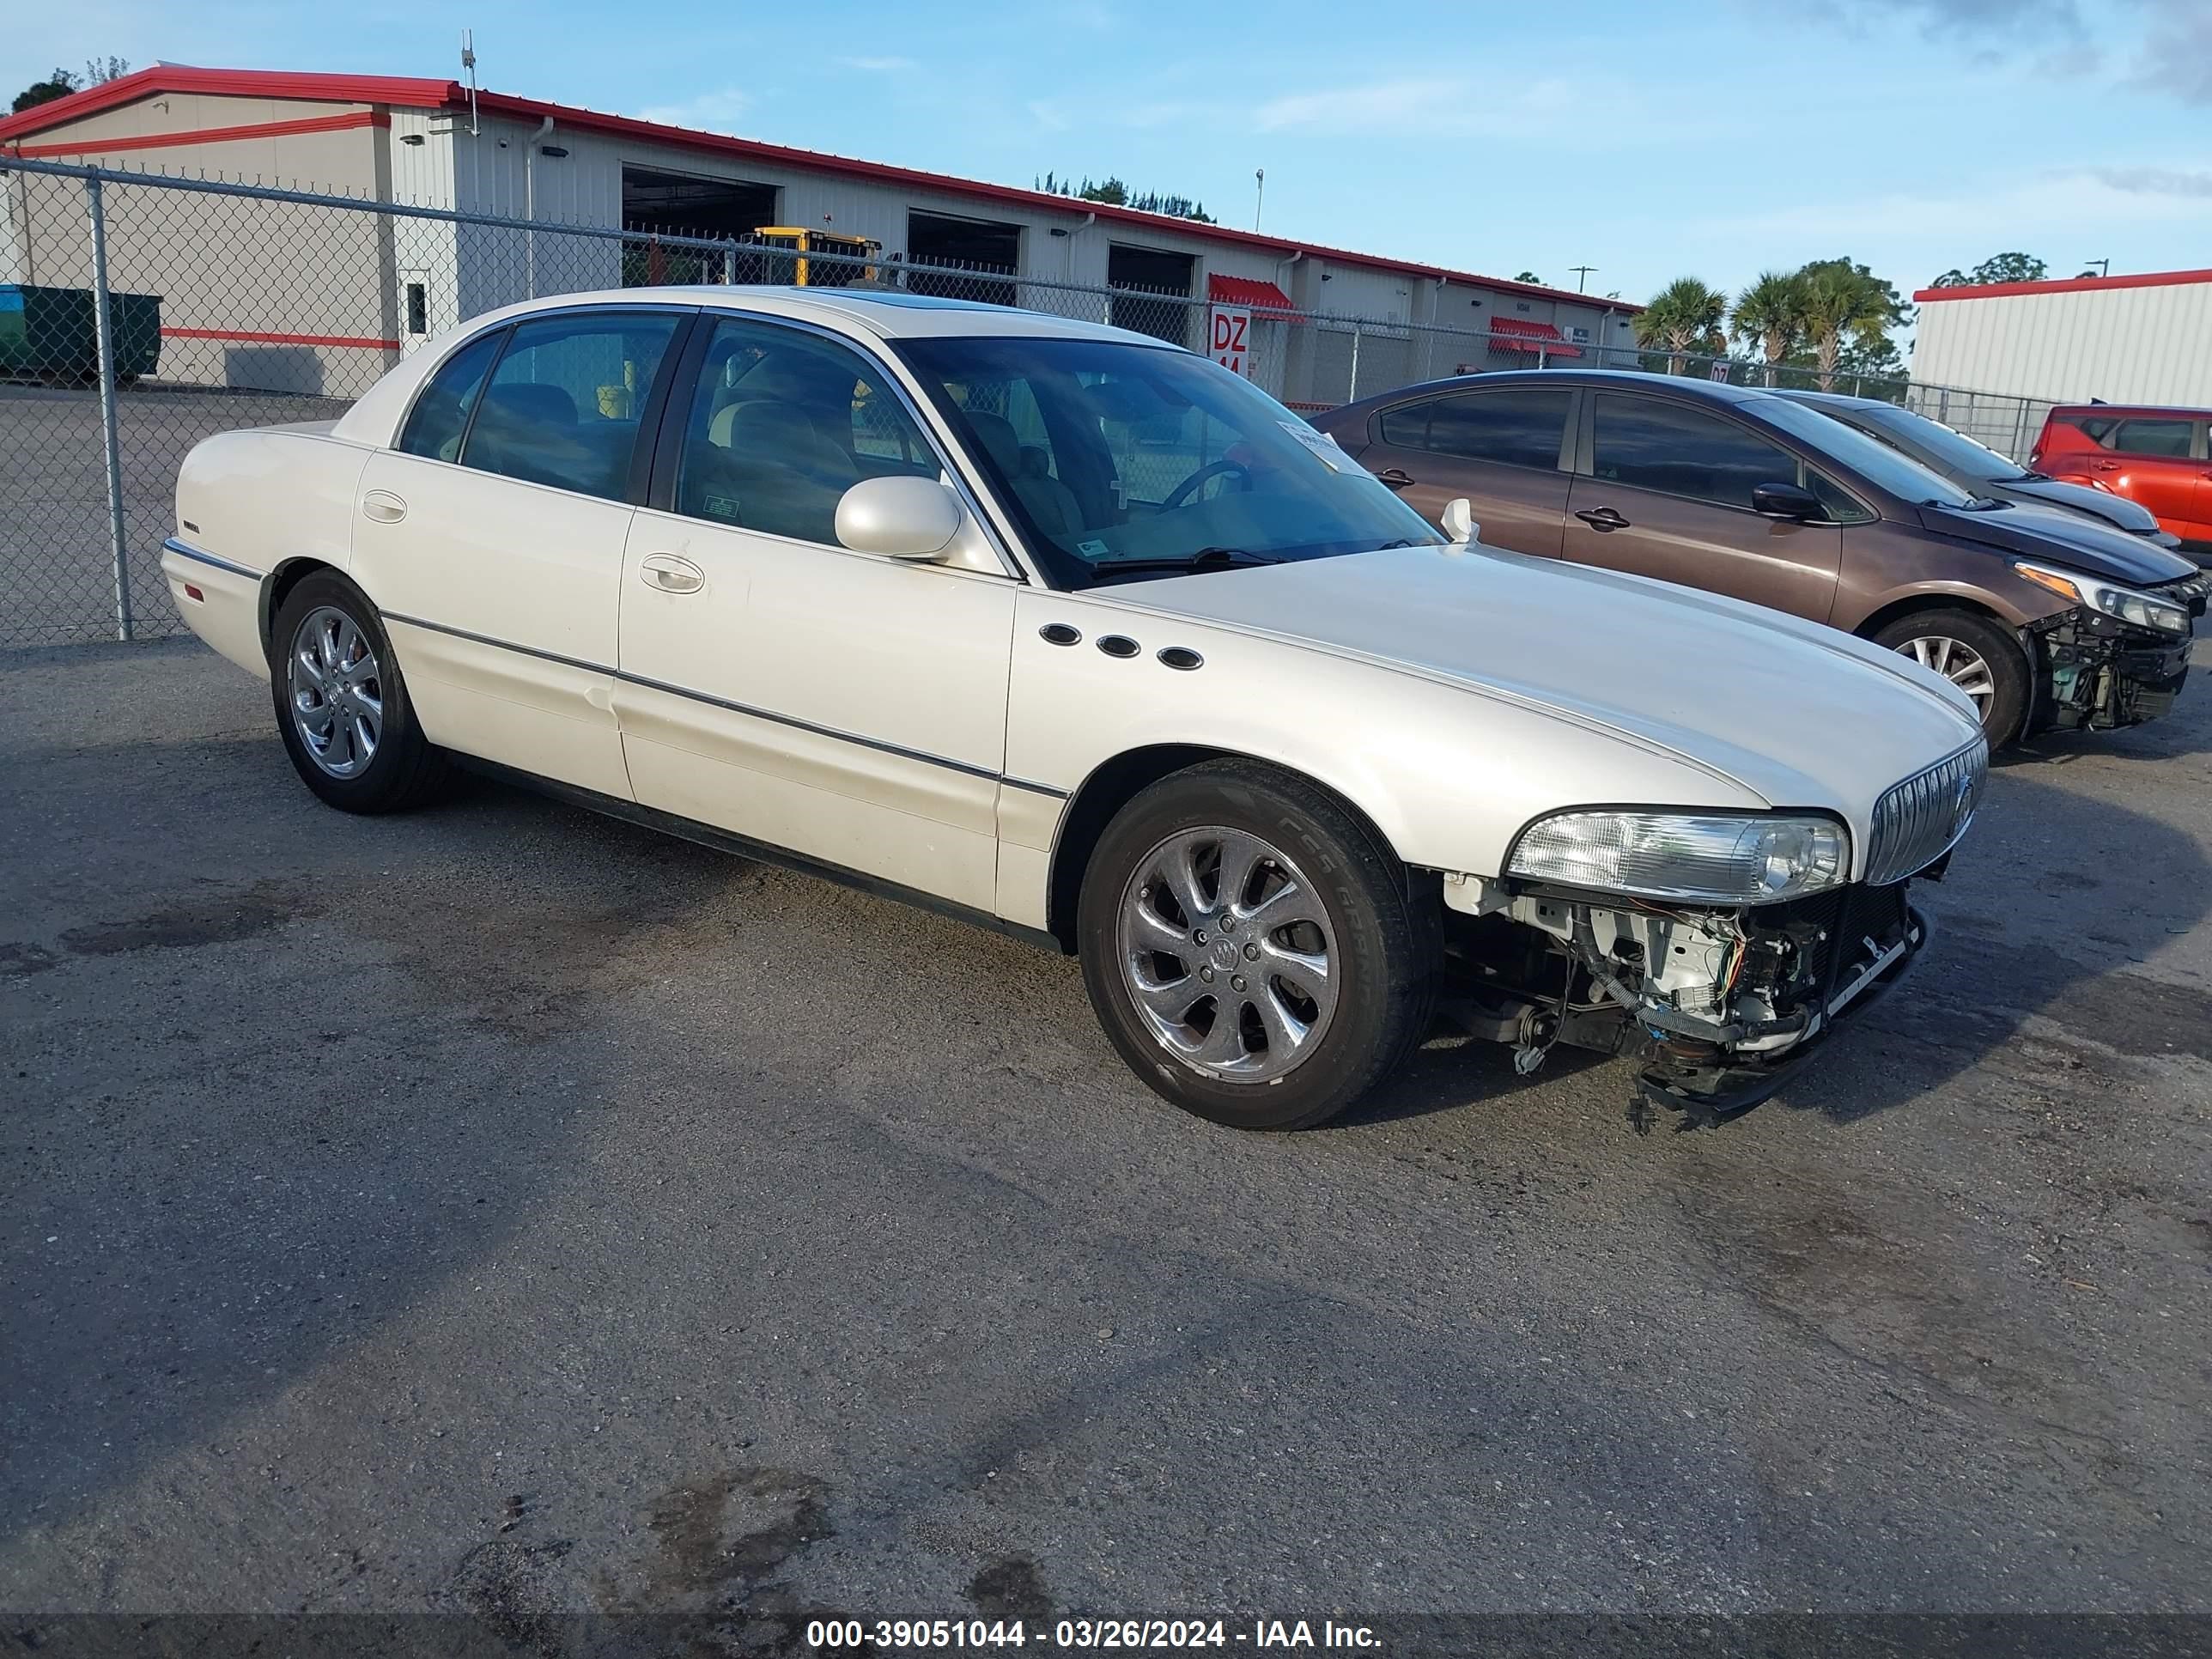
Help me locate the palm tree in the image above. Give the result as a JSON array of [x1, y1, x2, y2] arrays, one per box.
[[1730, 270, 1805, 386], [1632, 276, 1728, 375], [1798, 264, 1891, 392]]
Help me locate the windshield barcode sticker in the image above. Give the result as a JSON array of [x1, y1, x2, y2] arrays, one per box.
[[1279, 420, 1353, 471]]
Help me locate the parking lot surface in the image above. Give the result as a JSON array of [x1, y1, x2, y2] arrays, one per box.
[[4, 638, 2210, 1645]]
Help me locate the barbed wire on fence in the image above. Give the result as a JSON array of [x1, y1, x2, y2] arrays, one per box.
[[1, 155, 2063, 648]]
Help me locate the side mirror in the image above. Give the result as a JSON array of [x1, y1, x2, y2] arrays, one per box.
[[1441, 496, 1479, 543], [1751, 481, 1821, 521], [836, 475, 964, 559]]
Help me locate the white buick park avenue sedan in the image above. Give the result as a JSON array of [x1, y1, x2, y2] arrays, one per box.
[[162, 289, 1987, 1131]]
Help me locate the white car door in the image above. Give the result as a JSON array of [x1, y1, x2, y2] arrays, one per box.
[[352, 307, 689, 799], [611, 313, 1019, 913]]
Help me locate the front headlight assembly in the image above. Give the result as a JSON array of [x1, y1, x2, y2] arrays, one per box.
[[2014, 561, 2191, 635], [1507, 811, 1849, 905]]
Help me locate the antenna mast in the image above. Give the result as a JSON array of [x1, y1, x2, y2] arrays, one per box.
[[461, 30, 479, 136]]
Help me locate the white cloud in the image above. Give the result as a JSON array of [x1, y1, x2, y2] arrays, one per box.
[[1255, 76, 1461, 133], [2133, 0, 2212, 103], [1255, 73, 1635, 142], [2091, 164, 2212, 198], [635, 88, 751, 134]]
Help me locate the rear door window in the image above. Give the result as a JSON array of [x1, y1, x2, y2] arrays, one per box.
[[1378, 389, 1571, 471], [459, 311, 683, 501], [2106, 417, 2197, 459], [1591, 394, 1804, 512], [398, 330, 505, 463]]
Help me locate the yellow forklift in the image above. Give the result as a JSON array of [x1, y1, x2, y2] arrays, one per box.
[[750, 228, 883, 288]]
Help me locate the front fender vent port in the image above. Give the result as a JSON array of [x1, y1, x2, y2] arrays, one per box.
[[1097, 635, 1140, 659], [1157, 646, 1204, 671]]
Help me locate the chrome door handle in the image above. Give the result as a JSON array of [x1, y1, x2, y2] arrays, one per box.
[[1373, 467, 1415, 489], [1575, 506, 1630, 532], [362, 490, 407, 523], [641, 553, 704, 594]]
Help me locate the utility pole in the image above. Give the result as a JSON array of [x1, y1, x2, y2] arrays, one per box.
[[1570, 264, 1595, 293], [1254, 168, 1265, 234]]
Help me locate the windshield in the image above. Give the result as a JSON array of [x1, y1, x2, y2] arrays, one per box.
[[893, 334, 1443, 586], [1756, 396, 1978, 508], [1859, 405, 2027, 481]]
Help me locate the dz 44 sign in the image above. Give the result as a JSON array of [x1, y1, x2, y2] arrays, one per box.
[[1211, 306, 1254, 378]]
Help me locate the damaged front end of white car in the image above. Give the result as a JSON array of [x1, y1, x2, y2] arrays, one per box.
[[1435, 739, 1986, 1132]]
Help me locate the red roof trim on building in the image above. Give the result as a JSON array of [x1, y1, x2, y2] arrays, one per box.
[[1913, 267, 2212, 303], [0, 67, 451, 141], [9, 109, 387, 159], [0, 66, 1638, 313]]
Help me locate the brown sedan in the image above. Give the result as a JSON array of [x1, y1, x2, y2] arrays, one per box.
[[1311, 370, 2204, 745]]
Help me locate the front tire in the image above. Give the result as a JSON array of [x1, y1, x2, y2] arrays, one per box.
[[1872, 608, 2029, 746], [1078, 761, 1437, 1130], [269, 571, 450, 813]]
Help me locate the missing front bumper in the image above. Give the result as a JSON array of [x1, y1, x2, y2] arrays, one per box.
[[1629, 904, 1930, 1132], [2030, 610, 2193, 732]]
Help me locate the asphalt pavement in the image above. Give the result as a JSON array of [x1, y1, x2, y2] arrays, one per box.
[[3, 637, 2209, 1654]]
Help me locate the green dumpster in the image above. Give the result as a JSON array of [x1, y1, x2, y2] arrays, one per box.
[[0, 284, 162, 381]]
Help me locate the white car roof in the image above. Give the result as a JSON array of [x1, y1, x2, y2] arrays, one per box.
[[549, 285, 1170, 346], [331, 286, 1178, 448]]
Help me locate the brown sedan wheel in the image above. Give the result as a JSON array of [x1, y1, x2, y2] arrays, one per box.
[[1873, 608, 2030, 747]]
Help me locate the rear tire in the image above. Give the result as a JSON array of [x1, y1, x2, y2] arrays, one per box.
[[1872, 608, 2028, 747], [269, 571, 450, 813], [1078, 760, 1437, 1130]]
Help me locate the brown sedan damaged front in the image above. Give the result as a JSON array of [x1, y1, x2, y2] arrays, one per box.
[[2025, 590, 2200, 733]]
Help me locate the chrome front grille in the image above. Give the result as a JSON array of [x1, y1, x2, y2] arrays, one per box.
[[1863, 738, 1989, 887]]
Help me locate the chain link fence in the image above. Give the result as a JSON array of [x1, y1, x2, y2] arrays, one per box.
[[2, 157, 2064, 648]]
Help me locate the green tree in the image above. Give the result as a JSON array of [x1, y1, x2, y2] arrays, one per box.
[[1632, 276, 1729, 374], [1729, 270, 1807, 386], [1796, 257, 1905, 392], [1037, 171, 1212, 222], [1929, 251, 2047, 289], [1513, 270, 1543, 285], [11, 67, 79, 113]]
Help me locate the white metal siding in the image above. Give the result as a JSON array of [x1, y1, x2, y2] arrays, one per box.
[[1911, 281, 2212, 405]]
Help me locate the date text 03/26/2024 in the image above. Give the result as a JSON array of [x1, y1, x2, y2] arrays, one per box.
[[805, 1618, 1382, 1650]]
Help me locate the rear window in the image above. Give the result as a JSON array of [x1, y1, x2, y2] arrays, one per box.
[[1377, 388, 1571, 471], [2105, 417, 2195, 459]]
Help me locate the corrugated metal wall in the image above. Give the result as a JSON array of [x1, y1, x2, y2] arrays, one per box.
[[1912, 281, 2212, 405]]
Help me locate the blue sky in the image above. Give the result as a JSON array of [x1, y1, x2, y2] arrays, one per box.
[[9, 0, 2210, 308]]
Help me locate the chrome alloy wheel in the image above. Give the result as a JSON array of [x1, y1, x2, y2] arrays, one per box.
[[288, 605, 383, 779], [1895, 635, 1997, 714], [1115, 826, 1340, 1084]]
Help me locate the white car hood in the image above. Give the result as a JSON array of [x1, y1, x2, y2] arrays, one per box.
[[1106, 545, 1984, 811]]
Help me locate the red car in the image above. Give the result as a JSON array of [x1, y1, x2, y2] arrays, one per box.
[[2033, 405, 2212, 556]]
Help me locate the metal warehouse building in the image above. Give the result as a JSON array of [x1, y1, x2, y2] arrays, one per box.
[[0, 66, 1637, 406], [1911, 266, 2212, 408]]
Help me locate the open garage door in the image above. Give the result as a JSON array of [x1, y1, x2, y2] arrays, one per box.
[[1108, 245, 1195, 346], [622, 167, 779, 285], [906, 211, 1019, 306]]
